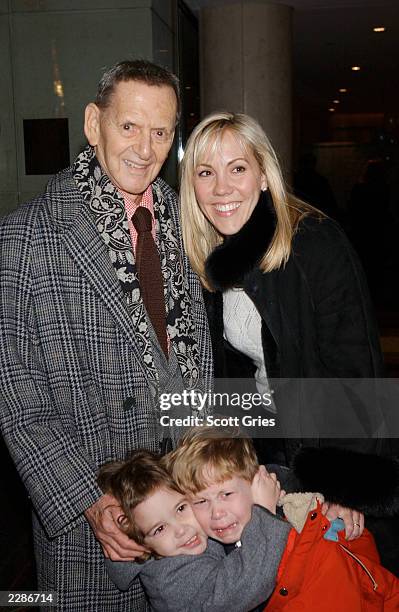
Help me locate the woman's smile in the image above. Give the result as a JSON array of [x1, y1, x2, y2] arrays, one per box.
[[193, 130, 266, 236]]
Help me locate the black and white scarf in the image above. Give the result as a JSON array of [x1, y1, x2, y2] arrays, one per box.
[[73, 145, 200, 386]]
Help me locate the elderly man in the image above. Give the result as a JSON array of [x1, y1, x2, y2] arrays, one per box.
[[0, 60, 212, 611]]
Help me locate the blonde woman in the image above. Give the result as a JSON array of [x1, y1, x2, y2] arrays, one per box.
[[180, 111, 386, 465]]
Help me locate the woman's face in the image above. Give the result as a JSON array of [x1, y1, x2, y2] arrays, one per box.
[[193, 129, 266, 236]]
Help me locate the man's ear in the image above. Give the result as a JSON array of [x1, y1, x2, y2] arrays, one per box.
[[116, 513, 129, 528], [84, 103, 101, 146]]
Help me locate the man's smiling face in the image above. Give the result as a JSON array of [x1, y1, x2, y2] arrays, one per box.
[[84, 80, 177, 201]]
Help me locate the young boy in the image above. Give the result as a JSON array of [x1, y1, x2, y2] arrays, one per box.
[[100, 448, 291, 612], [167, 427, 399, 611]]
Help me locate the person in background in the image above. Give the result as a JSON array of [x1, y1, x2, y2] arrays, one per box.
[[294, 152, 339, 220], [348, 159, 392, 298]]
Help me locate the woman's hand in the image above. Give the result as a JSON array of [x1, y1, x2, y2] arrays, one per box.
[[321, 501, 365, 540], [251, 465, 284, 515]]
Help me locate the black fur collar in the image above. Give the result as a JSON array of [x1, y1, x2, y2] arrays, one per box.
[[205, 190, 276, 291], [294, 447, 399, 517]]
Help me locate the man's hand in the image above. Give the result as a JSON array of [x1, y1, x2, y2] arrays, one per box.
[[321, 502, 365, 541], [251, 465, 283, 515], [84, 493, 149, 561]]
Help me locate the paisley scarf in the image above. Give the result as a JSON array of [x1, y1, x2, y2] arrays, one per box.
[[73, 145, 200, 387]]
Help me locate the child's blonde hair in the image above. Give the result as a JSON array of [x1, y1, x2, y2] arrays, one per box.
[[164, 426, 259, 494]]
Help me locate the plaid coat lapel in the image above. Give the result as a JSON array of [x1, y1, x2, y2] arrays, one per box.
[[46, 173, 153, 383]]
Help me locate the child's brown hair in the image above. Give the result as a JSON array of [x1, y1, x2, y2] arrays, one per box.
[[97, 450, 182, 557], [164, 426, 259, 495]]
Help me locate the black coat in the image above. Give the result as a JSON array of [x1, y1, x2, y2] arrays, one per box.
[[273, 446, 399, 575], [204, 193, 390, 461]]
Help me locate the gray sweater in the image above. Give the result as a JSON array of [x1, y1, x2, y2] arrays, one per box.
[[106, 506, 291, 612]]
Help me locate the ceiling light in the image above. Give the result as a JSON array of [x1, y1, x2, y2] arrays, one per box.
[[333, 100, 340, 104], [373, 27, 385, 32], [339, 88, 347, 93], [328, 108, 335, 112], [351, 66, 361, 71]]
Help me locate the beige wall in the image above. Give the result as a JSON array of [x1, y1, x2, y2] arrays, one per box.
[[200, 1, 293, 179]]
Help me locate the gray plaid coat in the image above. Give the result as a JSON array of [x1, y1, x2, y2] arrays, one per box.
[[0, 168, 213, 611]]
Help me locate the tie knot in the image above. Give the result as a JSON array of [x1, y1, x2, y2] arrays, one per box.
[[132, 207, 152, 233]]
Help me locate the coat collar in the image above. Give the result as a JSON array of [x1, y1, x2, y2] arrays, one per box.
[[43, 166, 155, 382], [205, 190, 276, 291]]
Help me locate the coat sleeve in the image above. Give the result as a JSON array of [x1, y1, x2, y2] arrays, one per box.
[[0, 204, 103, 538], [108, 507, 290, 612], [294, 218, 384, 377]]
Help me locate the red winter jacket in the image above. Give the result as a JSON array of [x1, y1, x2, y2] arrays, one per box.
[[265, 504, 399, 611]]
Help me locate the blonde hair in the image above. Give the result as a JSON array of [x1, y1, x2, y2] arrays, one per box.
[[180, 111, 319, 290], [164, 426, 259, 495]]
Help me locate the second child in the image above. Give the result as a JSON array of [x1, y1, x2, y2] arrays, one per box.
[[101, 449, 290, 612], [167, 428, 399, 611]]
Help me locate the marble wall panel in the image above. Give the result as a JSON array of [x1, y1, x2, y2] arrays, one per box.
[[151, 9, 177, 188], [11, 0, 151, 12], [2, 0, 175, 208], [0, 192, 19, 218], [152, 8, 174, 70], [11, 8, 152, 198], [152, 0, 173, 30], [0, 14, 18, 214]]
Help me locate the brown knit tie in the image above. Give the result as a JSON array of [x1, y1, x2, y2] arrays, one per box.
[[132, 207, 168, 356]]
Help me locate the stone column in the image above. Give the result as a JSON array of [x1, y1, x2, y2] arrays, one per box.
[[200, 0, 293, 177]]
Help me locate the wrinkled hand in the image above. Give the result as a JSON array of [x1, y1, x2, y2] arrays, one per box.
[[321, 502, 364, 540], [251, 466, 283, 515], [85, 493, 149, 561]]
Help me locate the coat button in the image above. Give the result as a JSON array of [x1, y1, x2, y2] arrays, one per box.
[[279, 587, 288, 596], [310, 512, 317, 520], [123, 397, 135, 411]]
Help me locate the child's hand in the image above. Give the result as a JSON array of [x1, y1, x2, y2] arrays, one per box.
[[251, 466, 281, 515]]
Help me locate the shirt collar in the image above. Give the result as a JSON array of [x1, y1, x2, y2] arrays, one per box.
[[118, 183, 155, 221]]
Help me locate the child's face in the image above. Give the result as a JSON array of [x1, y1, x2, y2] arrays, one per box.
[[133, 487, 208, 558], [190, 473, 253, 544]]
